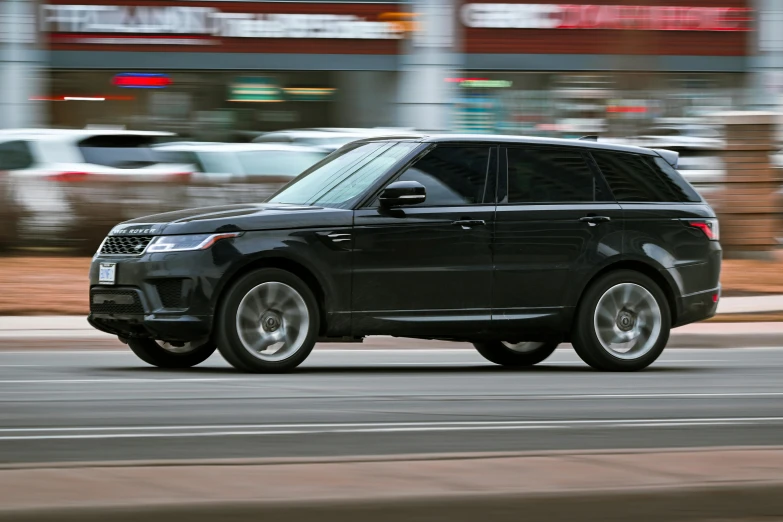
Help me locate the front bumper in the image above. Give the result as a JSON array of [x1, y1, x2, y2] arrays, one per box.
[[88, 249, 228, 342]]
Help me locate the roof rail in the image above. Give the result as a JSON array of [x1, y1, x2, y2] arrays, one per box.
[[578, 135, 598, 141]]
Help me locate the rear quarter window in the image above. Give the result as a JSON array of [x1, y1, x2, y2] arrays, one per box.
[[77, 135, 168, 169], [591, 151, 702, 203]]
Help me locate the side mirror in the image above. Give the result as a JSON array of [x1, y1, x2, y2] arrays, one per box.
[[379, 180, 426, 208]]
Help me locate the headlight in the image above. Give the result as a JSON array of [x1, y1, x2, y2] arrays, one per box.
[[146, 232, 242, 253]]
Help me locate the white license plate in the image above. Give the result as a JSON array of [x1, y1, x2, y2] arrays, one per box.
[[98, 263, 116, 285]]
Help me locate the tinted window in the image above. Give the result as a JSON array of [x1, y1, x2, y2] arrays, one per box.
[[396, 145, 490, 206], [78, 135, 170, 169], [507, 147, 597, 203], [0, 141, 34, 170], [647, 156, 702, 202], [593, 151, 701, 203]]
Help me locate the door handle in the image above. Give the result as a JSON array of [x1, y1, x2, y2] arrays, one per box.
[[579, 216, 612, 226], [452, 219, 486, 229]]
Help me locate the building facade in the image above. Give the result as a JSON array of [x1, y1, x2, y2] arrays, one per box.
[[1, 0, 779, 137]]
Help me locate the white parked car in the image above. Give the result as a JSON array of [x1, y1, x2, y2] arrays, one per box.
[[0, 129, 193, 245], [252, 128, 419, 152], [152, 143, 328, 182], [0, 129, 192, 180], [634, 125, 725, 150]]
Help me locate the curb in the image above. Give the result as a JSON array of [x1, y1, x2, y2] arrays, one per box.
[[2, 448, 783, 521], [2, 482, 782, 522]]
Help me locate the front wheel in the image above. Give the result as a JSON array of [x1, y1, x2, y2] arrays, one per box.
[[127, 338, 216, 368], [217, 268, 319, 373], [473, 341, 559, 366], [572, 270, 671, 372]]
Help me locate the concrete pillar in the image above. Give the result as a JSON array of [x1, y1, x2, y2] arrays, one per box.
[[395, 0, 462, 131], [747, 0, 783, 111], [333, 71, 396, 128], [0, 0, 46, 129], [713, 112, 781, 257]]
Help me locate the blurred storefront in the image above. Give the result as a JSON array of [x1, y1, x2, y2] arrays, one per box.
[[38, 0, 409, 139], [452, 1, 753, 137], [8, 0, 782, 137]]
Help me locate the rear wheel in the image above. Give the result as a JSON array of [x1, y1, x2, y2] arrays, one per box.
[[127, 338, 216, 369], [572, 270, 670, 371], [473, 341, 559, 366], [217, 268, 319, 373]]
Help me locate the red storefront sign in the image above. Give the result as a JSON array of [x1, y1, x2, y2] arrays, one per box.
[[462, 4, 752, 31], [463, 1, 752, 55], [42, 1, 407, 54]]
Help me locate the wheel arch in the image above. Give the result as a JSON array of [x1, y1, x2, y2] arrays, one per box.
[[573, 259, 679, 329]]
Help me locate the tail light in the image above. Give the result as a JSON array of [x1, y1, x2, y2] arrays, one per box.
[[47, 171, 90, 182], [688, 219, 720, 241], [167, 172, 192, 182]]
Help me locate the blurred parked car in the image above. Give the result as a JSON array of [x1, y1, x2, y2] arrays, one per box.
[[0, 129, 193, 248], [634, 125, 724, 150], [153, 143, 328, 182], [0, 129, 191, 179], [252, 128, 419, 152]]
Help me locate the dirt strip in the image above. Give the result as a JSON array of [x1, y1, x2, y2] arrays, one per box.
[[2, 256, 783, 316], [1, 448, 782, 522]]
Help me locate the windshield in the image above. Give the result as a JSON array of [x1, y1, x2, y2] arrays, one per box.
[[238, 150, 326, 177], [268, 141, 419, 208]]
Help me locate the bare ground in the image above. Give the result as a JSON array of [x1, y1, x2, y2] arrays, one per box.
[[1, 256, 782, 316]]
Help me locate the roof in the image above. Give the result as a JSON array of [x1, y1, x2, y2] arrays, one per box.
[[0, 128, 174, 142], [154, 142, 326, 153], [409, 134, 660, 155]]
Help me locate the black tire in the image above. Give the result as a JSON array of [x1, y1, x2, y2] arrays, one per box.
[[473, 341, 559, 366], [572, 270, 671, 372], [127, 338, 216, 369], [217, 268, 320, 373]]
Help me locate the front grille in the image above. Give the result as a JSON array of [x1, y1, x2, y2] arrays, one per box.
[[90, 290, 144, 315], [155, 279, 185, 308], [100, 235, 154, 256]]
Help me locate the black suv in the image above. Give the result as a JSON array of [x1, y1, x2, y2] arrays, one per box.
[[89, 135, 721, 372]]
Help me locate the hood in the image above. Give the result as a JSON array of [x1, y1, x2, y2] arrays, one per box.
[[113, 203, 352, 236]]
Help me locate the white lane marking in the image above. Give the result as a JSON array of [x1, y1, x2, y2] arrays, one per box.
[[0, 378, 241, 384], [0, 417, 780, 441], [2, 417, 782, 432]]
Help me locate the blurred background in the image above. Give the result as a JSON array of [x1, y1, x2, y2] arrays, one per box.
[[0, 0, 781, 255]]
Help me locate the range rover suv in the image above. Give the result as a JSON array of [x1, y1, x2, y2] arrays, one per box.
[[88, 135, 721, 372]]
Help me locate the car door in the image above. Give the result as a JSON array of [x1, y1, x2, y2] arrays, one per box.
[[492, 145, 624, 337], [352, 143, 497, 337]]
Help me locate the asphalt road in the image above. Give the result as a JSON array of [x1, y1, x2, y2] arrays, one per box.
[[1, 345, 782, 464]]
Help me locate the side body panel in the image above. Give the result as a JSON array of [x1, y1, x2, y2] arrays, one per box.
[[351, 205, 495, 337]]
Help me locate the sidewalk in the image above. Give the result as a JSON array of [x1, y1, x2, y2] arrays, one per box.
[[1, 448, 782, 521]]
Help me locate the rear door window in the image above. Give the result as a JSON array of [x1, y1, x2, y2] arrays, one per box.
[[506, 147, 609, 203], [592, 151, 701, 203], [77, 135, 170, 169]]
